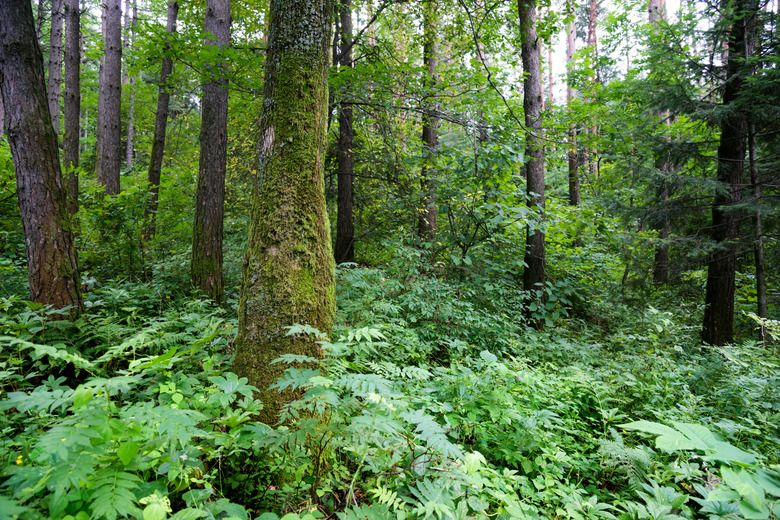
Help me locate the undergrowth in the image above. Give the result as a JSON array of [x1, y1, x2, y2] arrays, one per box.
[[1, 251, 778, 520]]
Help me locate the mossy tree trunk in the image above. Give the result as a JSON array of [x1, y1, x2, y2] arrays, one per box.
[[0, 0, 83, 317], [191, 0, 230, 304], [234, 0, 335, 424], [518, 0, 546, 319]]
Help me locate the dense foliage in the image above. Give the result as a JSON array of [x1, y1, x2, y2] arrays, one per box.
[[1, 0, 779, 518]]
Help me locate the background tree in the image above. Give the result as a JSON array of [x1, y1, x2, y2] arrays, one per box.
[[191, 0, 230, 304], [418, 0, 439, 242], [144, 0, 179, 246], [0, 0, 83, 315], [124, 0, 137, 169], [95, 0, 122, 195], [47, 0, 63, 133], [701, 0, 754, 345], [335, 0, 355, 264], [63, 0, 79, 216], [566, 0, 579, 206], [234, 0, 335, 423], [519, 0, 546, 309]]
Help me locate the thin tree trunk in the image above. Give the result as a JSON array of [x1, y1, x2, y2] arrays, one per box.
[[566, 4, 579, 205], [418, 0, 438, 242], [36, 0, 48, 42], [546, 6, 553, 108], [48, 0, 63, 133], [234, 0, 335, 424], [95, 0, 122, 195], [335, 0, 355, 264], [586, 0, 598, 181], [518, 0, 546, 323], [191, 0, 230, 304], [702, 0, 750, 346], [649, 0, 671, 284], [0, 0, 83, 316], [144, 0, 178, 245], [748, 122, 767, 342], [124, 0, 136, 169], [63, 0, 80, 216]]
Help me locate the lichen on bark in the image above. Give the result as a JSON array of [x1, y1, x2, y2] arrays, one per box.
[[234, 0, 335, 424]]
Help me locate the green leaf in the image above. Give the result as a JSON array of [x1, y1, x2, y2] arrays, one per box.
[[620, 420, 679, 438], [479, 350, 497, 364], [0, 495, 28, 520], [73, 385, 93, 409], [117, 441, 139, 466]]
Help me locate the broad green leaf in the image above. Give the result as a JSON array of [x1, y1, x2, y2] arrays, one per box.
[[702, 441, 757, 465], [117, 440, 139, 466], [72, 386, 93, 409], [620, 420, 679, 438]]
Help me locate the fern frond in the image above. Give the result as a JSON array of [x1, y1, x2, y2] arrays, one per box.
[[89, 468, 143, 520]]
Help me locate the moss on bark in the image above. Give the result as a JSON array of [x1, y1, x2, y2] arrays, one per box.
[[234, 0, 335, 424]]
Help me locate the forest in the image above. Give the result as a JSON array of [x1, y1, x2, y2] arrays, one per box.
[[0, 0, 779, 519]]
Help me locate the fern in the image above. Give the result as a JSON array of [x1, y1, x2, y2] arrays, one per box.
[[338, 503, 394, 520], [89, 468, 143, 520], [410, 479, 457, 520], [401, 409, 463, 459], [369, 483, 407, 512], [597, 428, 653, 493], [335, 373, 394, 396]]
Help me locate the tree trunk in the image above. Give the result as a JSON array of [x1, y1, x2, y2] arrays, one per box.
[[144, 1, 178, 245], [518, 0, 546, 317], [234, 0, 335, 424], [649, 0, 671, 284], [36, 0, 48, 42], [566, 5, 579, 206], [191, 0, 230, 304], [63, 0, 80, 216], [418, 0, 438, 242], [124, 0, 136, 169], [335, 0, 355, 264], [47, 0, 63, 133], [701, 0, 750, 346], [95, 0, 122, 195], [586, 0, 598, 182], [748, 122, 767, 342], [0, 0, 83, 316]]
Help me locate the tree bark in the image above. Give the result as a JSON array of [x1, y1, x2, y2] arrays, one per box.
[[0, 0, 83, 316], [748, 122, 767, 342], [234, 0, 335, 424], [144, 1, 178, 245], [95, 0, 122, 195], [63, 0, 80, 216], [335, 0, 355, 264], [48, 0, 63, 133], [566, 5, 579, 205], [124, 0, 136, 169], [191, 0, 230, 304], [518, 0, 546, 319], [701, 0, 750, 346], [418, 0, 438, 242]]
